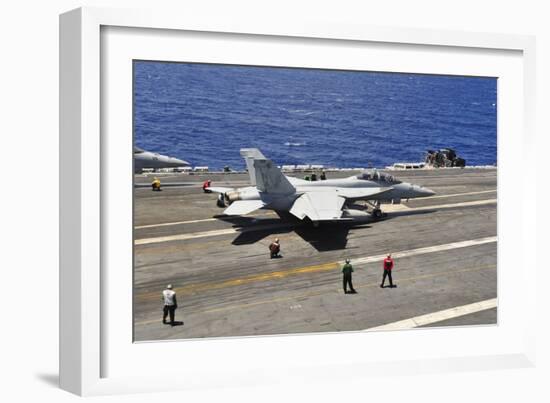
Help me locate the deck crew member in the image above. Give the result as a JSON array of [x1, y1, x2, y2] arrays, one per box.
[[342, 259, 357, 294], [151, 177, 161, 191], [162, 284, 178, 326], [380, 254, 396, 288], [269, 238, 281, 259], [202, 179, 212, 193]]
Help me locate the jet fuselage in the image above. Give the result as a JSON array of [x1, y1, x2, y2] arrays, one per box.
[[224, 174, 434, 211]]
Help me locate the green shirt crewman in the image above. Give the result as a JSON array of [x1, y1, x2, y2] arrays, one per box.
[[342, 259, 356, 294]]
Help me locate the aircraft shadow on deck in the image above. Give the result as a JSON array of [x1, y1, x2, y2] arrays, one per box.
[[214, 206, 437, 251], [214, 214, 371, 252]]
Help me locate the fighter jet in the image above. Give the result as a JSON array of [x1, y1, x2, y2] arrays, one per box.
[[134, 147, 190, 173], [208, 148, 435, 224]]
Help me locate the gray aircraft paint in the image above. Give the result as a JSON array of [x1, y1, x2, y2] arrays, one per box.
[[208, 148, 435, 223], [134, 147, 190, 173]]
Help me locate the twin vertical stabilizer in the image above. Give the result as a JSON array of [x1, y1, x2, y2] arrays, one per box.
[[240, 148, 265, 186], [240, 148, 295, 195]]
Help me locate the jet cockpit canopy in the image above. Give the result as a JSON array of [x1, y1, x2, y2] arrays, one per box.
[[356, 170, 401, 184]]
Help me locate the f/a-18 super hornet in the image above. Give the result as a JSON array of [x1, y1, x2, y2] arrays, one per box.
[[134, 147, 190, 173], [208, 148, 435, 224]]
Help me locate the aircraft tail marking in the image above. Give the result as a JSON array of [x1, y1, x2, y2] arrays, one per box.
[[240, 148, 295, 195], [253, 158, 296, 195], [240, 148, 266, 186]]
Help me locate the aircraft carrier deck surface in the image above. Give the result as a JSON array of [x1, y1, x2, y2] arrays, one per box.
[[133, 168, 497, 341]]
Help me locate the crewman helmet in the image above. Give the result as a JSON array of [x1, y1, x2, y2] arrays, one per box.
[[166, 284, 173, 290]]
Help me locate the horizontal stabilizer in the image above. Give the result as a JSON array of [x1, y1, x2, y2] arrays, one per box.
[[207, 186, 234, 194], [290, 191, 345, 221], [223, 200, 265, 216], [337, 187, 394, 200]]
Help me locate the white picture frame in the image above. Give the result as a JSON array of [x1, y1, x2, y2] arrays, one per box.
[[59, 7, 537, 396]]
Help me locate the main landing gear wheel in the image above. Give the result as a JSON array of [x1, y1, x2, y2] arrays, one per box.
[[216, 194, 226, 208], [365, 201, 386, 220]]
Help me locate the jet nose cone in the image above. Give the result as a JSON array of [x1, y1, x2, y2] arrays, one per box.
[[171, 157, 190, 166], [163, 156, 189, 167], [420, 187, 435, 197]]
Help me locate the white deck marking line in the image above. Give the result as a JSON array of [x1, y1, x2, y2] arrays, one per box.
[[352, 236, 496, 266], [423, 199, 496, 209], [135, 228, 237, 245], [427, 189, 496, 199], [135, 212, 275, 229], [135, 222, 295, 245], [366, 298, 497, 331], [383, 198, 496, 213], [136, 218, 218, 229], [134, 200, 497, 245], [135, 192, 496, 230]]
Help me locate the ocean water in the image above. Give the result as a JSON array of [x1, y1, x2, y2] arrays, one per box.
[[134, 61, 497, 170]]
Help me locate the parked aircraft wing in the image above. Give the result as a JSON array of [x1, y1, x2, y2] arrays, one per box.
[[337, 187, 394, 200], [223, 200, 266, 216], [207, 186, 234, 194], [289, 191, 345, 221]]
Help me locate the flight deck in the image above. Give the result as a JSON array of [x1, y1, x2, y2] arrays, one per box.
[[133, 168, 497, 341]]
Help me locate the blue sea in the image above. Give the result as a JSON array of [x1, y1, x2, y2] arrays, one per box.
[[134, 61, 496, 170]]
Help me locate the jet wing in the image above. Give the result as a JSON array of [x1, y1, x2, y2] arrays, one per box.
[[223, 200, 266, 216], [289, 191, 346, 221], [336, 187, 394, 200]]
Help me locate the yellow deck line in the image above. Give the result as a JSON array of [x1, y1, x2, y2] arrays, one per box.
[[135, 237, 496, 303], [135, 264, 495, 325]]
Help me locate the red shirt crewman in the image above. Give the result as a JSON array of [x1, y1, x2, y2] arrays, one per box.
[[380, 254, 396, 288], [202, 179, 212, 193]]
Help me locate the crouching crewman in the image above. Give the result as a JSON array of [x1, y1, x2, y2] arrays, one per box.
[[152, 177, 162, 191], [269, 238, 281, 259]]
